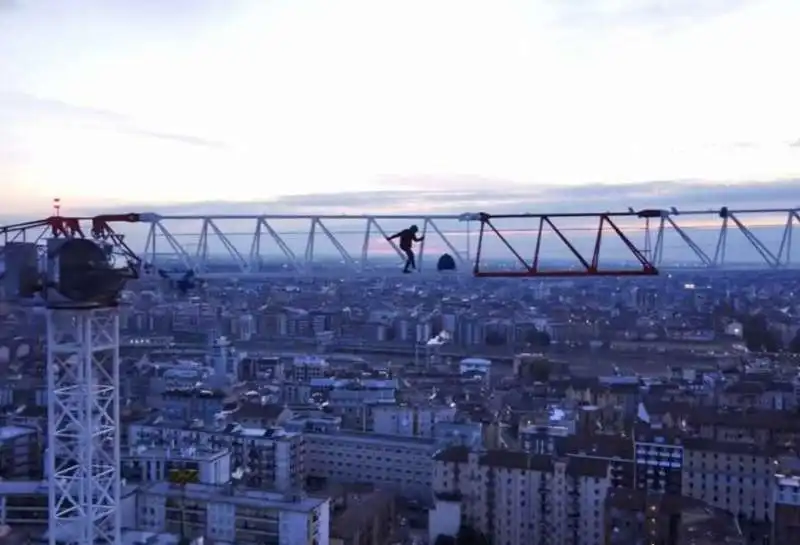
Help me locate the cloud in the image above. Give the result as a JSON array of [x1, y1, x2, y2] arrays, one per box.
[[0, 93, 226, 149], [0, 0, 19, 12], [1, 176, 796, 225], [118, 127, 227, 149], [553, 0, 752, 30]]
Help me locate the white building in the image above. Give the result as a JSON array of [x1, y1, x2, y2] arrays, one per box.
[[292, 355, 329, 381], [130, 482, 329, 545], [304, 428, 437, 501], [127, 418, 304, 492], [372, 403, 456, 438], [122, 445, 231, 485], [0, 479, 330, 545], [430, 446, 610, 545], [459, 357, 491, 375]]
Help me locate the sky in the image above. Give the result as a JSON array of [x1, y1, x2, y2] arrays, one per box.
[[1, 0, 800, 219]]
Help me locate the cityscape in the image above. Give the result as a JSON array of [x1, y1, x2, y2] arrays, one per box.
[[2, 223, 800, 545], [3, 1, 800, 545]]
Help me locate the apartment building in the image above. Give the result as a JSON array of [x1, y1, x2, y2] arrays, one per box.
[[239, 355, 283, 381], [0, 425, 39, 480], [291, 356, 330, 382], [634, 427, 684, 494], [127, 417, 305, 491], [122, 446, 231, 485], [0, 480, 141, 533], [690, 407, 800, 446], [371, 403, 456, 438], [718, 380, 796, 410], [131, 482, 329, 545], [329, 488, 396, 545], [681, 438, 773, 525], [304, 430, 436, 501], [604, 488, 744, 545], [772, 472, 800, 545], [559, 434, 635, 490], [327, 382, 397, 431], [430, 446, 610, 545], [159, 389, 234, 422], [0, 449, 329, 545], [0, 481, 50, 528]]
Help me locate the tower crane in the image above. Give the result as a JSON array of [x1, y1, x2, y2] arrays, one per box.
[[0, 208, 662, 545], [0, 214, 143, 545]]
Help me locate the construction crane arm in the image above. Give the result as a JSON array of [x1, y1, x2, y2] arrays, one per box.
[[471, 211, 659, 277]]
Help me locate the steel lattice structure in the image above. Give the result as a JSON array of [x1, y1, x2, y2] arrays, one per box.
[[1, 207, 799, 280], [46, 308, 121, 545]]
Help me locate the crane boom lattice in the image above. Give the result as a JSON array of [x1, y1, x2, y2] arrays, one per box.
[[2, 207, 799, 280]]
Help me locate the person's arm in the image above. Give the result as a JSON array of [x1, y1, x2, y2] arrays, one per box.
[[413, 234, 424, 242], [387, 231, 402, 240]]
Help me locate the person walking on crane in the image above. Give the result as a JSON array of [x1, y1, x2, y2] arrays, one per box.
[[387, 224, 424, 273]]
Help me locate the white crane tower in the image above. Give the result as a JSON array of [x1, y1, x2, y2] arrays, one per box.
[[46, 305, 122, 545], [1, 215, 140, 545]]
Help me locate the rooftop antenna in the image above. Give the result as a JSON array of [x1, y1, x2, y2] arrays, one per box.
[[52, 198, 61, 217]]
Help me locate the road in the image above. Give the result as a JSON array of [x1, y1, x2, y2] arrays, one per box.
[[122, 336, 728, 377]]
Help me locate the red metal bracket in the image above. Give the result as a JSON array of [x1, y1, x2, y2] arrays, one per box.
[[1, 214, 144, 270]]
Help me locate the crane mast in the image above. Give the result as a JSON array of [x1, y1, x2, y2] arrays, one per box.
[[47, 308, 122, 545]]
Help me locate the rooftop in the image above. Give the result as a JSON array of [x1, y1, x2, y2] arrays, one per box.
[[122, 531, 184, 545], [139, 481, 327, 513], [0, 425, 34, 441], [125, 445, 229, 462], [331, 489, 394, 539], [306, 429, 437, 447], [131, 416, 300, 439]]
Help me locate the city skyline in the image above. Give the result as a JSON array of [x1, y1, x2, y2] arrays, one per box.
[[2, 0, 799, 213]]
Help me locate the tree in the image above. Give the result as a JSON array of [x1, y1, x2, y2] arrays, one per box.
[[457, 525, 490, 545], [789, 331, 800, 353], [742, 314, 782, 352], [484, 331, 506, 346], [525, 328, 551, 347]]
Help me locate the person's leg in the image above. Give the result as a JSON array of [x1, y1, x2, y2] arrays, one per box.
[[403, 248, 415, 272], [407, 249, 416, 270]]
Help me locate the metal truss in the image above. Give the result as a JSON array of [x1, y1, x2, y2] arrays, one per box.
[[471, 211, 657, 277], [473, 207, 800, 277], [46, 308, 121, 545], [2, 207, 799, 279]]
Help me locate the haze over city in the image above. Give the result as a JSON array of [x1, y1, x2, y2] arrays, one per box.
[[2, 0, 799, 221]]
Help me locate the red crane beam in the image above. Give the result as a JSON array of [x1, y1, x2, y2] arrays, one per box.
[[472, 211, 659, 278]]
